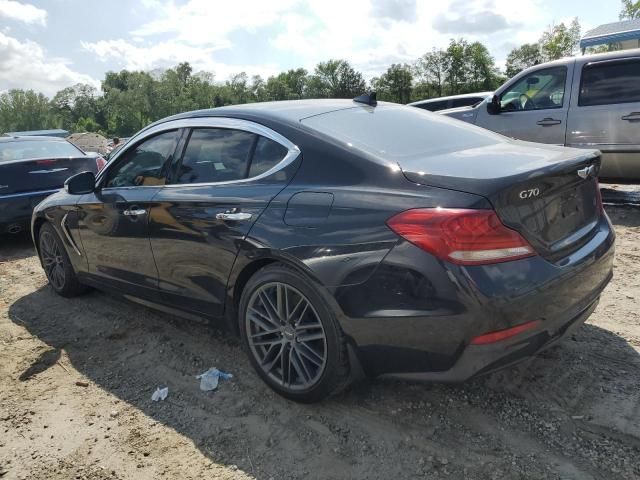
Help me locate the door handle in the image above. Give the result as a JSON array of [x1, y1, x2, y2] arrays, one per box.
[[536, 118, 562, 126], [216, 212, 252, 221], [621, 112, 640, 121], [123, 208, 146, 216]]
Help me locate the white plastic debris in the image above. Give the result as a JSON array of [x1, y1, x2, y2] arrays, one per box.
[[196, 368, 233, 392], [151, 386, 169, 402]]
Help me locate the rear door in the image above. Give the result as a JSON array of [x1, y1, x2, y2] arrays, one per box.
[[482, 64, 572, 144], [149, 120, 299, 316], [566, 56, 640, 180], [76, 129, 182, 297]]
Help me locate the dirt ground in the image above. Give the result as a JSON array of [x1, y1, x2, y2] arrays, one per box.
[[0, 206, 638, 480]]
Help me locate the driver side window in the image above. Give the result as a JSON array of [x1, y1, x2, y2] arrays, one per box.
[[104, 130, 179, 188], [500, 66, 567, 112]]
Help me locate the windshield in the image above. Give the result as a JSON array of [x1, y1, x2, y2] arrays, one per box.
[[0, 140, 83, 163], [301, 104, 503, 162]]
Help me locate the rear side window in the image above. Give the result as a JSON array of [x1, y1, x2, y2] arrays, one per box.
[[414, 100, 448, 111], [579, 60, 640, 106], [0, 140, 82, 163], [249, 136, 288, 177], [176, 128, 255, 184]]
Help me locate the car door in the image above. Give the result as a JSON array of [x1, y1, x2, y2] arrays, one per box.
[[149, 120, 300, 316], [76, 129, 183, 297], [566, 56, 640, 180], [480, 64, 572, 144]]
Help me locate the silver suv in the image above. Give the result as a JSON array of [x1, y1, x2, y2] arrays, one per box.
[[441, 49, 640, 181]]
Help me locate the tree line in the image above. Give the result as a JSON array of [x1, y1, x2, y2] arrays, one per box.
[[0, 15, 619, 137]]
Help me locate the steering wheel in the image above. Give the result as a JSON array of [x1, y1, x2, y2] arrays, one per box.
[[519, 93, 535, 110]]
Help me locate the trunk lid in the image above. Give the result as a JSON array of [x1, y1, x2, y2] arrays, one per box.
[[0, 156, 98, 196], [400, 141, 602, 261]]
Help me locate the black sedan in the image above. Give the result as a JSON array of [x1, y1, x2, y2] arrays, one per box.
[[0, 136, 106, 235], [31, 98, 615, 402]]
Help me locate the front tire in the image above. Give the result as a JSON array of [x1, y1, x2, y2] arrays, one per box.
[[38, 222, 89, 297], [239, 264, 350, 403]]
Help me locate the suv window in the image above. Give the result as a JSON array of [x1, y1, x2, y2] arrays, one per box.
[[451, 97, 480, 108], [105, 130, 179, 188], [579, 59, 640, 106], [249, 136, 288, 177], [414, 100, 448, 111], [500, 66, 567, 112], [176, 128, 255, 184]]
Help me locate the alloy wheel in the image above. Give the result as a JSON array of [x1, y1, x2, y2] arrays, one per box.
[[41, 231, 66, 290], [246, 282, 327, 390]]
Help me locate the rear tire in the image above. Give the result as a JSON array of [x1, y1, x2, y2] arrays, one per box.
[[38, 222, 89, 297], [239, 264, 351, 403]]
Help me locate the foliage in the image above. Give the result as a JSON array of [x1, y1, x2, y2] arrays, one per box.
[[505, 43, 543, 77], [620, 0, 640, 19], [372, 64, 414, 104]]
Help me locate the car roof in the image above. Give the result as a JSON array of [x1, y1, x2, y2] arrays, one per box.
[[0, 135, 69, 143], [147, 99, 388, 129], [408, 92, 493, 106]]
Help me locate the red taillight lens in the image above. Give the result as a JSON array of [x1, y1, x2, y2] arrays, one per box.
[[95, 156, 107, 172], [470, 320, 541, 345], [386, 208, 535, 265], [36, 159, 56, 165]]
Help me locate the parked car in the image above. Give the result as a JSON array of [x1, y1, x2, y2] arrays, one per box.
[[0, 136, 106, 235], [441, 49, 640, 181], [32, 98, 614, 402], [408, 92, 493, 111]]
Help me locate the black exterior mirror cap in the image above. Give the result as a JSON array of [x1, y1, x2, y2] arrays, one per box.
[[486, 95, 500, 115], [64, 171, 96, 195]]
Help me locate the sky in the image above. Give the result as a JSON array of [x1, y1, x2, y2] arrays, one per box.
[[0, 0, 623, 97]]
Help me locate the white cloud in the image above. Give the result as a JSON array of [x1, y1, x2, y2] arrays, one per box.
[[81, 38, 280, 80], [0, 0, 46, 26], [0, 32, 98, 96]]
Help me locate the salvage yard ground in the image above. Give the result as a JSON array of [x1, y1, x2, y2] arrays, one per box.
[[0, 206, 639, 480]]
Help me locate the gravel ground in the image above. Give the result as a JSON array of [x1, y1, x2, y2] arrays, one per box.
[[0, 206, 638, 480]]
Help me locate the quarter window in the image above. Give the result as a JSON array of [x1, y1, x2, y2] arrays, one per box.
[[176, 128, 255, 184], [500, 67, 567, 112], [249, 136, 288, 177], [104, 130, 179, 188], [579, 60, 640, 106]]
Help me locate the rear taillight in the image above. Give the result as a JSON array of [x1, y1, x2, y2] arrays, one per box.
[[95, 156, 107, 172], [470, 320, 541, 345], [36, 159, 56, 165], [386, 208, 536, 265]]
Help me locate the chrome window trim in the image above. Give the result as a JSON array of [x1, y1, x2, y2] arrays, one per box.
[[97, 117, 300, 190]]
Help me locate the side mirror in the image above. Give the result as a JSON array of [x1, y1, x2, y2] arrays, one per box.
[[64, 171, 96, 195], [486, 94, 501, 115]]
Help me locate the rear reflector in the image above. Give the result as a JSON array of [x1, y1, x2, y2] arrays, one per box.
[[95, 157, 107, 172], [470, 320, 541, 345], [386, 208, 535, 265]]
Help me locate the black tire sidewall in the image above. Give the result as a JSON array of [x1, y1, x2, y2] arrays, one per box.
[[239, 264, 344, 403], [39, 222, 82, 297]]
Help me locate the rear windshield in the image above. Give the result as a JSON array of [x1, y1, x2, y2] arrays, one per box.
[[0, 140, 82, 163], [301, 105, 502, 162]]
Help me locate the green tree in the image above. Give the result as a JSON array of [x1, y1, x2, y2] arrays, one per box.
[[539, 18, 581, 61], [415, 48, 449, 97], [0, 90, 53, 133], [505, 43, 543, 77], [372, 64, 414, 103], [620, 0, 640, 19], [465, 41, 499, 92], [307, 60, 366, 98]]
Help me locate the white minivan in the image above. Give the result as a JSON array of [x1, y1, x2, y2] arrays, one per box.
[[441, 49, 640, 181]]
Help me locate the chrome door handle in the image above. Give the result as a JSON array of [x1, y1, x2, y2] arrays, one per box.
[[621, 112, 640, 121], [216, 212, 252, 221], [536, 118, 562, 126], [123, 208, 146, 216]]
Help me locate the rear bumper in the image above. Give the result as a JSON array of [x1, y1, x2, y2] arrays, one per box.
[[388, 295, 600, 382], [0, 189, 59, 232], [335, 213, 615, 378]]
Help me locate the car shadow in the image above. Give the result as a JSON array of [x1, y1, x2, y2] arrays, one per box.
[[0, 231, 35, 261], [7, 283, 640, 479], [605, 205, 640, 227]]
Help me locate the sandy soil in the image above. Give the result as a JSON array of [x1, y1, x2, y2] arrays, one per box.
[[0, 207, 638, 480]]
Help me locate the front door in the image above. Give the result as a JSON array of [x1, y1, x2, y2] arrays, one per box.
[[149, 125, 297, 316], [481, 65, 572, 145], [77, 129, 182, 297]]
